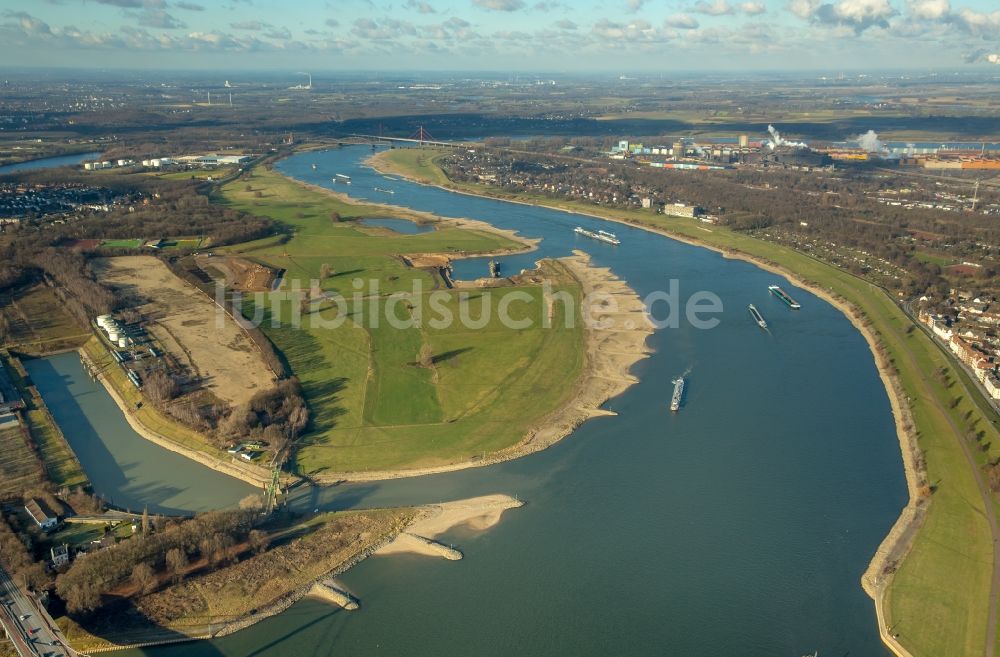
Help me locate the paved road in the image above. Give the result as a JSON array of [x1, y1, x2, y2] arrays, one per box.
[[0, 567, 73, 657]]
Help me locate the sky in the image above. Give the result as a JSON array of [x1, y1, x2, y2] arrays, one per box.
[[0, 0, 998, 71]]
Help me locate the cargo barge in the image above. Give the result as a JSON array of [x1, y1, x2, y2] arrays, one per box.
[[670, 377, 685, 412], [749, 304, 768, 329], [768, 285, 801, 309], [333, 173, 352, 184], [574, 226, 620, 245]]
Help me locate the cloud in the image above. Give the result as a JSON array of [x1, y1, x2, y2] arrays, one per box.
[[787, 0, 896, 32], [350, 17, 417, 40], [591, 18, 659, 41], [174, 1, 204, 9], [788, 0, 819, 19], [690, 0, 764, 16], [962, 48, 1000, 64], [739, 1, 766, 14], [554, 18, 576, 29], [93, 0, 167, 7], [8, 11, 53, 36], [666, 13, 700, 29], [626, 0, 646, 12], [133, 9, 185, 29], [404, 0, 436, 13], [905, 0, 949, 20], [691, 0, 735, 15], [952, 7, 1000, 37], [325, 18, 339, 27], [262, 26, 291, 40], [472, 0, 526, 11], [231, 20, 264, 30]]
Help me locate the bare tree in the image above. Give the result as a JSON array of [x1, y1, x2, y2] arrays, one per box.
[[165, 548, 188, 584], [248, 529, 269, 555], [130, 563, 157, 595]]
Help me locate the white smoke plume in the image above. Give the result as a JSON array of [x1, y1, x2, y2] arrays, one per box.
[[857, 129, 883, 153], [766, 124, 808, 150]]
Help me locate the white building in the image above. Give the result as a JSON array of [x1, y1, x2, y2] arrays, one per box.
[[985, 374, 1000, 401], [25, 499, 57, 531]]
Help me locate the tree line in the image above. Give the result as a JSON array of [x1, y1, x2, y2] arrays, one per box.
[[56, 508, 259, 614]]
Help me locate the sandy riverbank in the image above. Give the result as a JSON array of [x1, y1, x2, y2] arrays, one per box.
[[366, 150, 926, 601], [376, 494, 523, 558]]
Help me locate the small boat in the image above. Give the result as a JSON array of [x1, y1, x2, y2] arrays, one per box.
[[373, 186, 395, 194], [333, 173, 352, 184], [311, 163, 317, 170], [748, 304, 768, 329]]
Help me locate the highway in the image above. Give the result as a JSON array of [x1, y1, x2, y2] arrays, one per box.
[[0, 567, 74, 657]]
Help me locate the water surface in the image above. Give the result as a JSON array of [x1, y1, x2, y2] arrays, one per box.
[[66, 145, 904, 656], [0, 151, 101, 175], [25, 353, 256, 515]]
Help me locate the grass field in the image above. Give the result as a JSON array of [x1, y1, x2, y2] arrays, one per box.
[[1, 354, 88, 490], [99, 238, 143, 249], [0, 425, 42, 500], [0, 285, 90, 355], [154, 167, 236, 181], [376, 147, 1000, 657], [215, 166, 585, 475]]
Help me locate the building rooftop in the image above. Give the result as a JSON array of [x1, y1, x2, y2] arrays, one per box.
[[25, 498, 55, 525]]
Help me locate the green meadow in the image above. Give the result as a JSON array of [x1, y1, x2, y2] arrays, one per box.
[[217, 166, 584, 475]]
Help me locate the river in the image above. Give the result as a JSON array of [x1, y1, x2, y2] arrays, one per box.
[[32, 145, 904, 656], [24, 353, 257, 515], [0, 151, 101, 175]]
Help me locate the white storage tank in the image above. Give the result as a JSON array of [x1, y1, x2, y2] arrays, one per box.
[[96, 314, 111, 327], [84, 162, 94, 171], [108, 331, 120, 342], [118, 337, 130, 349]]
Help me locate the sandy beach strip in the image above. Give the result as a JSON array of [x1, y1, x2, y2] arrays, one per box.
[[376, 494, 523, 558]]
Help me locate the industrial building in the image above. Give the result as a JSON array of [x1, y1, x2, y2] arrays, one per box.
[[25, 498, 57, 531]]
